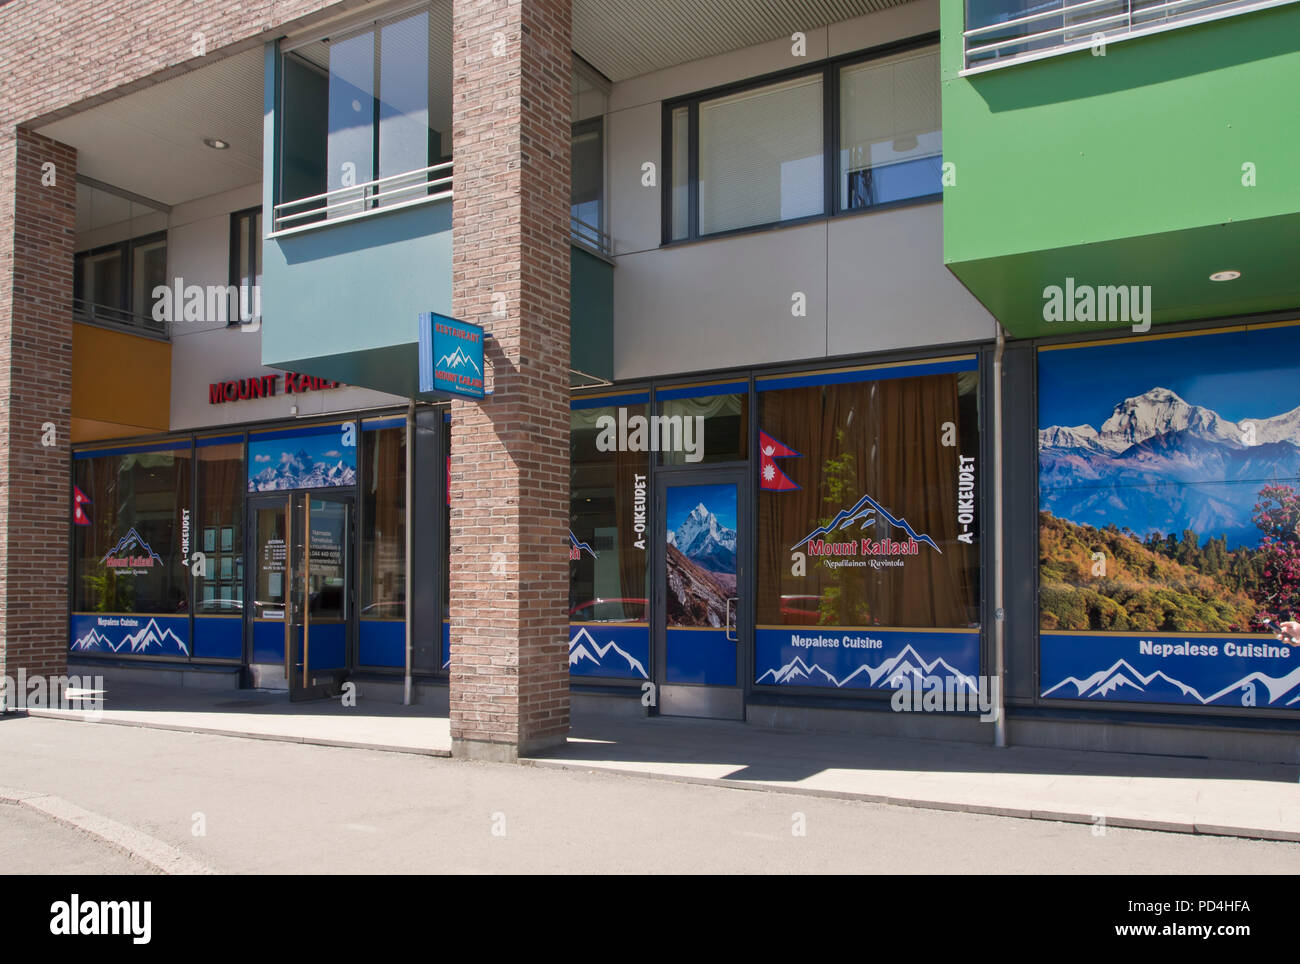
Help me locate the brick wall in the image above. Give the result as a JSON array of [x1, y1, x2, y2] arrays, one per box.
[[0, 1, 339, 683], [0, 129, 76, 683], [0, 0, 344, 128], [449, 0, 572, 758]]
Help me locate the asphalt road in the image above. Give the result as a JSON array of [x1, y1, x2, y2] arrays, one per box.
[[1, 715, 1297, 874]]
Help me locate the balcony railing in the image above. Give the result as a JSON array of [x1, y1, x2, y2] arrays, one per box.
[[963, 0, 1296, 72], [73, 298, 169, 339], [570, 215, 611, 257], [271, 162, 453, 235]]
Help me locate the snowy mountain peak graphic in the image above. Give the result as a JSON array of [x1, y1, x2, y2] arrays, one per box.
[[125, 618, 190, 657], [568, 628, 648, 678], [438, 346, 481, 375], [757, 644, 978, 691], [672, 502, 736, 572], [100, 527, 163, 565], [1042, 658, 1300, 707], [790, 493, 940, 554], [1039, 384, 1300, 547]]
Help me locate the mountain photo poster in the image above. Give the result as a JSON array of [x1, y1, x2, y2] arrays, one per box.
[[1038, 324, 1300, 709], [248, 424, 357, 492]]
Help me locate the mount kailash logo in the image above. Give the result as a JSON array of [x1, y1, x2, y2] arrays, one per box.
[[100, 528, 163, 570], [791, 494, 940, 553], [1040, 386, 1300, 547], [568, 627, 648, 678], [438, 345, 481, 374], [569, 530, 598, 560]]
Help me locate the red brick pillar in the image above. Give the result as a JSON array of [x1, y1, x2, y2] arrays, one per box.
[[0, 128, 76, 693], [448, 0, 572, 760]]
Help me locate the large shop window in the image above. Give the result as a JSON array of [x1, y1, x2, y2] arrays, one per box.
[[193, 439, 245, 659], [360, 424, 406, 667], [568, 397, 651, 680], [1038, 324, 1300, 712], [754, 362, 980, 691], [72, 443, 193, 658], [279, 0, 453, 223], [665, 39, 941, 242]]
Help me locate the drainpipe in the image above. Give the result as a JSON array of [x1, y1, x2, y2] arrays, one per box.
[[992, 325, 1007, 748], [404, 399, 414, 706]]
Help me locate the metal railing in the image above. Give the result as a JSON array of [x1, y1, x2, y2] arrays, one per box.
[[570, 214, 611, 257], [73, 298, 169, 339], [964, 0, 1293, 71], [272, 161, 453, 233]]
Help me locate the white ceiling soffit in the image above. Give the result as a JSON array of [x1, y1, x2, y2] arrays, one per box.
[[572, 0, 913, 81], [36, 47, 264, 208]]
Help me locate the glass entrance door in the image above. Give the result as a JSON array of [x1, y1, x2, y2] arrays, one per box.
[[294, 493, 352, 700], [248, 492, 353, 699], [655, 471, 748, 719]]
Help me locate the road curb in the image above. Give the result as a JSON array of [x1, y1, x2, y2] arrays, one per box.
[[0, 786, 215, 875], [519, 758, 1299, 843]]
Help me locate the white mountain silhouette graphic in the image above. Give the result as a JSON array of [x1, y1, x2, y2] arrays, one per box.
[[757, 644, 978, 691], [568, 627, 648, 678], [1042, 657, 1300, 706], [438, 346, 481, 374]]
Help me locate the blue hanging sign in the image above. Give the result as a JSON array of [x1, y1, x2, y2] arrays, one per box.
[[419, 312, 484, 399]]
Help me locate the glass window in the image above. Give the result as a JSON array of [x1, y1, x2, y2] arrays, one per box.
[[670, 105, 690, 242], [839, 48, 942, 210], [195, 443, 244, 616], [279, 2, 453, 218], [229, 208, 262, 327], [131, 237, 167, 321], [570, 402, 651, 680], [74, 446, 193, 616], [571, 119, 603, 246], [78, 248, 124, 316], [656, 391, 748, 466], [757, 371, 980, 629], [361, 426, 407, 620], [698, 74, 824, 235], [74, 233, 167, 332]]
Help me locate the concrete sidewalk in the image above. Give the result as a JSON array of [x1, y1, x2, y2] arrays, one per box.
[[28, 680, 451, 754], [25, 682, 1300, 842]]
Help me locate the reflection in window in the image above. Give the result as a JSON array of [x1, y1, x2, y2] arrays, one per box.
[[279, 1, 453, 218], [657, 392, 748, 466], [570, 404, 649, 623], [571, 119, 603, 246], [840, 49, 942, 210], [74, 446, 193, 614], [756, 371, 980, 629], [362, 426, 406, 620], [698, 75, 824, 235], [196, 443, 245, 614]]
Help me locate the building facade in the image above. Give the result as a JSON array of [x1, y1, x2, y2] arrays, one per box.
[[1, 0, 1297, 762]]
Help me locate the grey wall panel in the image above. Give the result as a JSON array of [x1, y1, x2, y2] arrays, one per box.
[[606, 102, 662, 256], [613, 222, 829, 380], [826, 204, 995, 356], [411, 407, 443, 674], [1002, 341, 1038, 702]]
